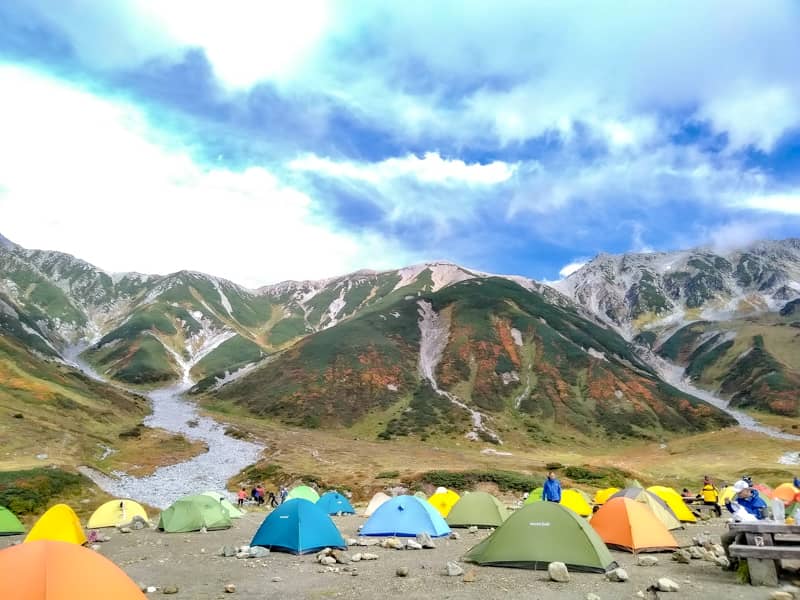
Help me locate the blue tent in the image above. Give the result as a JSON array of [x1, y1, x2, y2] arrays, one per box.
[[317, 491, 355, 515], [250, 499, 346, 554], [361, 495, 451, 537]]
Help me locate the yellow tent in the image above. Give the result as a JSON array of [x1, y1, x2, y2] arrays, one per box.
[[647, 486, 697, 523], [593, 487, 619, 506], [428, 489, 461, 517], [718, 486, 736, 506], [609, 488, 682, 531], [25, 504, 86, 545], [88, 499, 149, 529], [560, 489, 592, 517]]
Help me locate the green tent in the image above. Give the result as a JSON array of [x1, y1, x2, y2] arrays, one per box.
[[287, 485, 320, 503], [201, 491, 244, 518], [523, 487, 544, 503], [447, 492, 508, 528], [464, 501, 616, 573], [0, 505, 24, 536], [158, 495, 232, 533]]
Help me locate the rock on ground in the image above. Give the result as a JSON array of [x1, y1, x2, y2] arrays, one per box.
[[162, 585, 179, 594], [446, 561, 464, 577], [396, 567, 409, 577], [224, 583, 236, 593], [463, 568, 477, 583], [606, 568, 629, 582], [637, 556, 658, 567], [548, 561, 570, 583], [657, 577, 680, 592], [587, 594, 601, 600], [416, 532, 436, 549], [672, 549, 691, 564]]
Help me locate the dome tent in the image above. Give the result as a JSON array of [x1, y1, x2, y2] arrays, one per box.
[[287, 485, 320, 503], [88, 499, 149, 529], [200, 491, 244, 518], [361, 495, 451, 537], [0, 540, 146, 599], [158, 494, 232, 533], [647, 486, 696, 523], [591, 497, 679, 553], [251, 499, 345, 554], [364, 492, 391, 516], [609, 488, 682, 530], [593, 487, 619, 506], [0, 505, 24, 536], [428, 488, 461, 517], [446, 492, 508, 528], [464, 501, 616, 573], [25, 504, 86, 545], [317, 491, 355, 515]]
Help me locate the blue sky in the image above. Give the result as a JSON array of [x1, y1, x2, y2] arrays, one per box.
[[1, 1, 799, 287]]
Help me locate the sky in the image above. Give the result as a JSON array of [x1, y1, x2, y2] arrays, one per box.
[[1, 1, 799, 287]]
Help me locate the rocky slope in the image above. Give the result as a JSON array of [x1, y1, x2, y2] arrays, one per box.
[[209, 278, 735, 442], [556, 240, 800, 417]]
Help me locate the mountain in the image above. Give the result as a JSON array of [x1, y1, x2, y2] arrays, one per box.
[[208, 277, 735, 442], [557, 240, 800, 417]]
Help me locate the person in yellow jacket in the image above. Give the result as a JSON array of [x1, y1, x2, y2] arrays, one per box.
[[699, 475, 721, 516]]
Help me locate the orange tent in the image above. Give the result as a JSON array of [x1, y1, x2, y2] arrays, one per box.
[[774, 483, 799, 505], [590, 497, 678, 553], [0, 539, 145, 599], [752, 483, 773, 499]]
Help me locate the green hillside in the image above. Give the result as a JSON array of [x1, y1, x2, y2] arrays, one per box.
[[208, 278, 735, 440], [656, 314, 800, 416]]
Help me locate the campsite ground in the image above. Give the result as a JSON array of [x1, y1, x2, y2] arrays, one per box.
[[3, 510, 795, 599]]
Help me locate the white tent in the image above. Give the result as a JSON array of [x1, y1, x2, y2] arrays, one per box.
[[364, 492, 391, 517]]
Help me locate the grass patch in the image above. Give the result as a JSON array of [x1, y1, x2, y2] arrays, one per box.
[[415, 469, 541, 493], [0, 468, 88, 515]]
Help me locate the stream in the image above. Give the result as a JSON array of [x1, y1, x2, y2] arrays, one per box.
[[65, 346, 263, 509]]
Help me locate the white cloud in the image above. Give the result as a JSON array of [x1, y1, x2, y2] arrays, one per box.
[[17, 0, 330, 88], [706, 220, 780, 253], [289, 152, 516, 185], [737, 193, 800, 215], [558, 260, 587, 278], [0, 65, 417, 286]]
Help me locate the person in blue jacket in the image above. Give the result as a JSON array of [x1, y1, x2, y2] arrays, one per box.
[[542, 471, 562, 502], [794, 475, 800, 489], [721, 479, 768, 569]]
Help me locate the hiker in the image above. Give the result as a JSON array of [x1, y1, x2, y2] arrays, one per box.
[[794, 475, 800, 488], [699, 475, 721, 516], [256, 484, 265, 506], [280, 487, 288, 504], [269, 490, 278, 508], [542, 472, 562, 503], [681, 488, 694, 501], [720, 479, 769, 568], [251, 486, 258, 503], [237, 487, 247, 508]]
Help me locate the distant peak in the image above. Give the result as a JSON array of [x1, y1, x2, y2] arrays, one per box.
[[0, 232, 18, 250]]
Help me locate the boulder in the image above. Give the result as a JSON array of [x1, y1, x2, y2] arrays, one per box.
[[220, 546, 237, 557], [714, 556, 730, 568], [449, 532, 461, 540], [711, 544, 725, 556], [361, 553, 379, 560], [331, 550, 351, 564], [396, 567, 409, 577], [656, 578, 680, 592], [416, 532, 436, 549], [346, 538, 358, 546], [119, 527, 132, 534], [406, 540, 423, 550], [235, 552, 249, 559], [350, 553, 362, 562], [249, 547, 270, 558], [637, 556, 658, 567], [688, 546, 705, 559], [548, 561, 570, 583], [162, 586, 179, 595], [224, 584, 236, 593], [672, 549, 691, 563], [468, 526, 478, 534], [381, 538, 404, 550], [319, 556, 336, 566], [606, 568, 629, 582], [446, 561, 464, 577]]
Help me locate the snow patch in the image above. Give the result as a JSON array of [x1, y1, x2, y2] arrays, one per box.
[[510, 328, 523, 347], [386, 383, 398, 392], [211, 279, 233, 316], [587, 348, 607, 361], [325, 288, 346, 328]]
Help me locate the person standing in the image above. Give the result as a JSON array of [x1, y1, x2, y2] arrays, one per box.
[[280, 486, 288, 504], [237, 487, 247, 508], [700, 475, 721, 517], [542, 471, 562, 503]]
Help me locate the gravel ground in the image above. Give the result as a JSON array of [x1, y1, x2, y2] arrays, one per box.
[[5, 511, 797, 600]]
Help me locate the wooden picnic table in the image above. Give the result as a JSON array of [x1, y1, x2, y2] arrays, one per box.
[[728, 522, 800, 586]]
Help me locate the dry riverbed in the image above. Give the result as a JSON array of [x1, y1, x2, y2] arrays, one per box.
[[4, 510, 796, 600]]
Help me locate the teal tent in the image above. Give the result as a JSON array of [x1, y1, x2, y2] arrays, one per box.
[[317, 491, 355, 515], [250, 499, 345, 554], [361, 495, 450, 537], [287, 485, 320, 503]]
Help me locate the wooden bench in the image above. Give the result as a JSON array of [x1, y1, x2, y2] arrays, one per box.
[[727, 522, 800, 586]]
